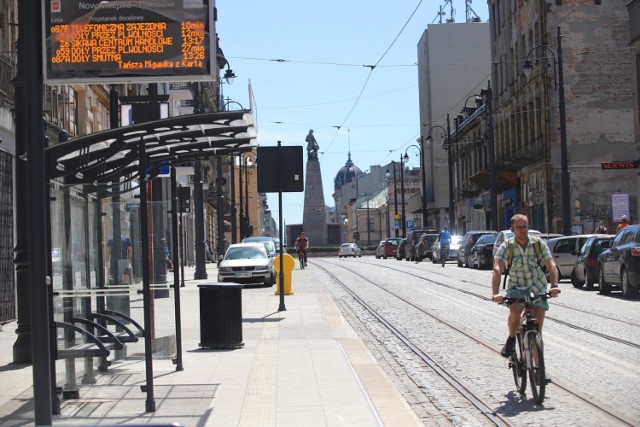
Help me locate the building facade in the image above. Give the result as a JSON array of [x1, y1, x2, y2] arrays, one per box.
[[487, 0, 637, 233], [417, 21, 491, 231]]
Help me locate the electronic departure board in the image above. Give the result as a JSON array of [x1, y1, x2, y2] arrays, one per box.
[[43, 0, 216, 83]]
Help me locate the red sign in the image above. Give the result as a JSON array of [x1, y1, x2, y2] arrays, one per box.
[[601, 161, 638, 169]]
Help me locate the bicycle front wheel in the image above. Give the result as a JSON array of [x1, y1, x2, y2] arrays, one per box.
[[528, 332, 546, 404], [511, 333, 527, 393]]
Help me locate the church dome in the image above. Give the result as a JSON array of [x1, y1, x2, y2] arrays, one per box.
[[334, 152, 362, 188]]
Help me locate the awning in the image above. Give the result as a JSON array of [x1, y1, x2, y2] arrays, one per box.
[[45, 110, 256, 191]]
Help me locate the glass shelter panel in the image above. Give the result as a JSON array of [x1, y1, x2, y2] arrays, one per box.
[[50, 185, 177, 398]]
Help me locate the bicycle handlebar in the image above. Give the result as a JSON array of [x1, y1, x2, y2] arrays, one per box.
[[500, 291, 560, 306]]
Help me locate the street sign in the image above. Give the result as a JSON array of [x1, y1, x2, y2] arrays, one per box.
[[394, 220, 400, 229], [394, 214, 400, 220], [407, 220, 414, 229]]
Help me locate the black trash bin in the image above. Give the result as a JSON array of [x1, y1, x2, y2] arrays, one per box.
[[198, 282, 244, 349]]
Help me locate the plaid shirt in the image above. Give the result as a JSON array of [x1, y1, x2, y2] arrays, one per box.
[[495, 237, 552, 296]]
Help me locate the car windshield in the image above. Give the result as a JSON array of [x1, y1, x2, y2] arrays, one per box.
[[225, 246, 266, 260], [480, 235, 497, 244], [243, 237, 275, 254]]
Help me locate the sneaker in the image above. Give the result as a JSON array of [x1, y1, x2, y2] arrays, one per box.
[[500, 336, 516, 358]]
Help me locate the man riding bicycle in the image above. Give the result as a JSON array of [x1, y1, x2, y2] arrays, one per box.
[[294, 232, 309, 266], [439, 226, 452, 262], [491, 214, 560, 357]]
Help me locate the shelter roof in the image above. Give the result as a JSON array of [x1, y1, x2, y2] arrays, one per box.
[[45, 110, 255, 193]]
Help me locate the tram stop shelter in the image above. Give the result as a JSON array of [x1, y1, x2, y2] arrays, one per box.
[[39, 110, 255, 414]]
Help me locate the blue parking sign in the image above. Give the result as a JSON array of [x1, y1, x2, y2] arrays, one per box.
[[407, 220, 414, 229]]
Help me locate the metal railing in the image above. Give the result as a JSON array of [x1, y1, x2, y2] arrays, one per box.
[[0, 55, 15, 105]]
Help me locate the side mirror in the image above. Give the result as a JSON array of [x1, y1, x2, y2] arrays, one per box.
[[218, 255, 224, 261]]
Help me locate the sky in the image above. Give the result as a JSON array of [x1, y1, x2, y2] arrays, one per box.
[[216, 0, 490, 229]]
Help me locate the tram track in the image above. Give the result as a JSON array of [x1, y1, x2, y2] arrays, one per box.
[[315, 259, 637, 427], [317, 264, 513, 427], [356, 259, 640, 350]]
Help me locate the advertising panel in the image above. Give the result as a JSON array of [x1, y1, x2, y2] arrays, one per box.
[[612, 193, 630, 222]]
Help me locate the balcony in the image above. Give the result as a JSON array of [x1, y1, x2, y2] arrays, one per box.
[[468, 168, 517, 192]]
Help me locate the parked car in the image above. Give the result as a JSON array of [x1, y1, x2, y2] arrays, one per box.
[[468, 234, 498, 269], [375, 240, 385, 259], [597, 225, 640, 298], [538, 233, 564, 242], [338, 242, 362, 258], [431, 235, 463, 264], [242, 236, 277, 257], [459, 230, 497, 267], [396, 238, 407, 260], [377, 238, 400, 259], [493, 229, 542, 257], [546, 234, 599, 280], [405, 228, 437, 261], [571, 235, 614, 289], [415, 233, 439, 261], [217, 243, 275, 286]]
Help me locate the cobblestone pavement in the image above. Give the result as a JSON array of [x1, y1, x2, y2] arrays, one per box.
[[305, 256, 640, 426]]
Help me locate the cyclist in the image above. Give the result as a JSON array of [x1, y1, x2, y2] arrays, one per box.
[[294, 232, 309, 267], [439, 226, 452, 265], [491, 214, 560, 357]]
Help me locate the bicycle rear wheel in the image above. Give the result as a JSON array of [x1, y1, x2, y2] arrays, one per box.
[[528, 332, 546, 404], [511, 334, 527, 393], [299, 254, 305, 269]]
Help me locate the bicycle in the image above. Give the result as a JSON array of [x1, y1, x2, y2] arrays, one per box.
[[440, 245, 449, 267], [297, 248, 306, 269], [501, 293, 551, 404]]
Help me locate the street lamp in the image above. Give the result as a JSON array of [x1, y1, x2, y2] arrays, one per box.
[[426, 121, 454, 233], [458, 85, 497, 230], [523, 26, 570, 235], [385, 162, 399, 237], [399, 154, 407, 237], [403, 144, 427, 228], [360, 193, 373, 246]]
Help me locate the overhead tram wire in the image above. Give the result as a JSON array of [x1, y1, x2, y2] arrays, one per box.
[[321, 0, 425, 155]]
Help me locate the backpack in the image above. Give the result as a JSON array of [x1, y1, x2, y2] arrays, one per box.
[[502, 235, 543, 289]]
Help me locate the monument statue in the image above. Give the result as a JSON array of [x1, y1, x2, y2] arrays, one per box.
[[306, 129, 320, 159]]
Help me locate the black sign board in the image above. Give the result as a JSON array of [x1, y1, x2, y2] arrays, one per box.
[[257, 146, 304, 193], [177, 186, 191, 213], [43, 0, 216, 83]]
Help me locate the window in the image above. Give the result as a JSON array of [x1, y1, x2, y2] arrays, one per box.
[[553, 238, 575, 254]]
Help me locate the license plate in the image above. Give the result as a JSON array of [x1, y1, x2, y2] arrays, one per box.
[[236, 272, 252, 278]]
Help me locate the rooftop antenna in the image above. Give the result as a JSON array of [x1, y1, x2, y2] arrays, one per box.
[[465, 0, 481, 23], [432, 0, 454, 24]]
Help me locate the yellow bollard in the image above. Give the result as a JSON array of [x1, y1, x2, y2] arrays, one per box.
[[274, 253, 295, 295]]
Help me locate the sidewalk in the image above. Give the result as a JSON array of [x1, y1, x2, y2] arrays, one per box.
[[0, 262, 421, 426]]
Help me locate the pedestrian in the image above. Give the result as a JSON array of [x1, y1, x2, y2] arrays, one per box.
[[595, 221, 607, 234], [205, 241, 213, 262], [617, 215, 629, 234], [106, 235, 133, 284]]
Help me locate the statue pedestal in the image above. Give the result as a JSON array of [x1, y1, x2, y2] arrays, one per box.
[[302, 157, 328, 246]]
